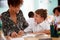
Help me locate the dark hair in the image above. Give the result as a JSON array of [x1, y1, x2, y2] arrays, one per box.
[[35, 9, 47, 20], [28, 11, 34, 18], [53, 7, 60, 13], [7, 0, 23, 7]]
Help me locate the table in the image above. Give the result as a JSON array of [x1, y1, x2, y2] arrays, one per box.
[[52, 37, 60, 40], [11, 33, 50, 40], [24, 37, 60, 40], [10, 33, 60, 40], [1, 32, 60, 40]]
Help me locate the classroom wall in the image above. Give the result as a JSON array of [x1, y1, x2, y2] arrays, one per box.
[[34, 0, 58, 15], [0, 0, 58, 19]]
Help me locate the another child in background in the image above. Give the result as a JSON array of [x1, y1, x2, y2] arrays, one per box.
[[53, 7, 60, 24], [26, 11, 35, 25]]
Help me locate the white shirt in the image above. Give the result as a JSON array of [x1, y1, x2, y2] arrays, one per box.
[[54, 15, 60, 28], [24, 20, 50, 33], [54, 16, 60, 23], [26, 18, 35, 25]]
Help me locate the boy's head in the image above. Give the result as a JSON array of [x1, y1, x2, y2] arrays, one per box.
[[53, 7, 60, 16], [28, 11, 34, 18], [34, 9, 47, 24]]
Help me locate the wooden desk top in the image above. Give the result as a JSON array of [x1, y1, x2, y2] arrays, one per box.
[[1, 35, 60, 40]]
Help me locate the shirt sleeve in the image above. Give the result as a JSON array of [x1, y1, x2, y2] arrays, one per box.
[[24, 25, 32, 33], [22, 16, 28, 29], [19, 10, 28, 30], [40, 21, 50, 30]]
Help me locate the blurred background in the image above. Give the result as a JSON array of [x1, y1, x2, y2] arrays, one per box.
[[0, 0, 60, 20]]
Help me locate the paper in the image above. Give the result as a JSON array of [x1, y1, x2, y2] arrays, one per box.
[[22, 34, 37, 37], [11, 34, 36, 40], [11, 33, 49, 40], [11, 37, 24, 40]]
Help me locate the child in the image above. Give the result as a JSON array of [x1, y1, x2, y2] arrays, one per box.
[[26, 11, 35, 26], [53, 7, 60, 24], [24, 9, 50, 34]]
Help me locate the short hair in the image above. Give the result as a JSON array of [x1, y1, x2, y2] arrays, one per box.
[[53, 7, 60, 13], [7, 0, 23, 7], [28, 11, 34, 18], [35, 9, 47, 20]]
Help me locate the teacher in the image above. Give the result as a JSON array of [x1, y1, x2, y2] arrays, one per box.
[[1, 0, 28, 38]]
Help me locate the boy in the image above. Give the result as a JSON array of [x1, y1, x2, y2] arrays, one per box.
[[53, 7, 60, 24], [24, 9, 50, 34], [26, 11, 35, 25]]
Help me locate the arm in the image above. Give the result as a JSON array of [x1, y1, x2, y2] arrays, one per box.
[[19, 10, 28, 29], [24, 24, 33, 33], [42, 30, 50, 34], [1, 13, 15, 36], [1, 13, 19, 38], [31, 30, 50, 35], [57, 22, 60, 24], [23, 17, 28, 29], [33, 22, 50, 34]]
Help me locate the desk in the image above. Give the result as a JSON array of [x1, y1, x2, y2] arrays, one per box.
[[24, 37, 60, 40], [24, 34, 51, 40], [10, 34, 60, 40], [52, 37, 60, 40], [10, 34, 49, 40], [1, 32, 60, 40]]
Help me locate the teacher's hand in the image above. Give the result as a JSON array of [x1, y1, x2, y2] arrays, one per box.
[[18, 30, 24, 36], [11, 32, 18, 38]]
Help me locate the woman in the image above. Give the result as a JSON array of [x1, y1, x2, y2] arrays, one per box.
[[1, 0, 28, 38]]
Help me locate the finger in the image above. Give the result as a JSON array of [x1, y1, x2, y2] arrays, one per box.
[[11, 33, 16, 38]]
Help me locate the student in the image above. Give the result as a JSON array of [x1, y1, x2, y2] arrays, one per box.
[[1, 0, 28, 38], [26, 11, 35, 25], [24, 9, 50, 34], [28, 11, 34, 18], [53, 7, 60, 24]]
